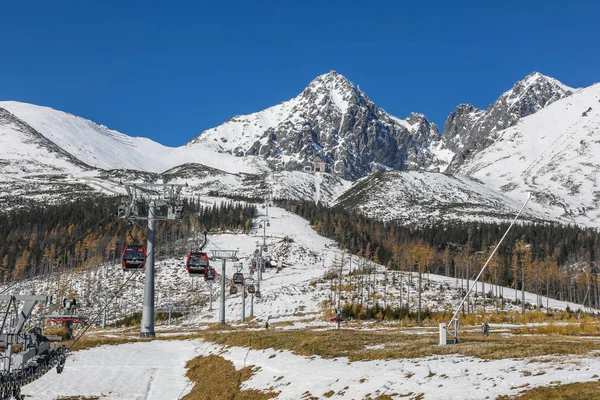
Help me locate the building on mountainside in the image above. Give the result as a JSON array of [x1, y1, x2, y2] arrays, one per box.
[[313, 156, 328, 173], [300, 156, 330, 174]]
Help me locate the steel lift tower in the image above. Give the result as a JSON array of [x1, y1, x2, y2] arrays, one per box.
[[210, 250, 239, 324], [118, 183, 185, 338]]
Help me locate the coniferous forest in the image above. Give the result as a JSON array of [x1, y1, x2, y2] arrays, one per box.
[[277, 200, 600, 309], [3, 194, 600, 309], [0, 197, 256, 284]]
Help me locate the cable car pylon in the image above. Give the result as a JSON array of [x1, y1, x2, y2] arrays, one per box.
[[118, 182, 185, 338]]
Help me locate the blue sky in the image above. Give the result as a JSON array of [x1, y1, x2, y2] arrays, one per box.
[[1, 1, 598, 146]]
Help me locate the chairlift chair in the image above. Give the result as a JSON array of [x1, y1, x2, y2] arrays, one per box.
[[186, 252, 210, 276], [229, 285, 238, 295], [121, 245, 147, 270], [204, 267, 216, 281], [232, 272, 244, 285]]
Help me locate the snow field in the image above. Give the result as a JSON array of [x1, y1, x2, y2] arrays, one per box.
[[22, 338, 600, 400]]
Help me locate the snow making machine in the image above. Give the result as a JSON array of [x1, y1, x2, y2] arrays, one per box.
[[0, 295, 68, 400]]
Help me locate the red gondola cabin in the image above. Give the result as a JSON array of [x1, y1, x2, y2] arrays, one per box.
[[204, 268, 216, 281], [186, 252, 210, 276], [232, 272, 244, 285], [121, 245, 147, 271]]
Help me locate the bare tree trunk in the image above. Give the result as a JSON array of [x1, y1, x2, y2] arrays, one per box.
[[521, 262, 525, 315], [482, 279, 486, 314], [418, 267, 422, 322], [546, 276, 550, 310], [467, 263, 471, 314]]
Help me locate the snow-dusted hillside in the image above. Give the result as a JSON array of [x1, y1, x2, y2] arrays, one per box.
[[457, 83, 600, 227], [14, 204, 592, 400], [0, 101, 269, 175], [335, 170, 546, 225], [6, 204, 583, 331]]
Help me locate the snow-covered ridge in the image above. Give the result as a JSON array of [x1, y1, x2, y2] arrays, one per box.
[[187, 70, 442, 179], [457, 82, 600, 226], [0, 101, 268, 175]]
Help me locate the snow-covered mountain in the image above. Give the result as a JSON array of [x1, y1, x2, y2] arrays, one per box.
[[432, 72, 574, 172], [190, 71, 441, 180], [2, 70, 599, 230], [346, 79, 600, 228], [0, 102, 350, 208], [456, 82, 600, 226]]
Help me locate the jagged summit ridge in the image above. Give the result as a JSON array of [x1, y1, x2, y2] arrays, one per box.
[[192, 71, 440, 179], [433, 72, 574, 172]]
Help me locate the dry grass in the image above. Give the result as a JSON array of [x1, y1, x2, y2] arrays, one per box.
[[200, 328, 600, 361], [518, 317, 600, 336], [496, 381, 600, 399], [57, 397, 101, 400], [182, 354, 277, 400]]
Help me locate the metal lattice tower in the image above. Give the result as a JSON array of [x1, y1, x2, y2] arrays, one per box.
[[118, 183, 185, 338], [210, 250, 238, 325]]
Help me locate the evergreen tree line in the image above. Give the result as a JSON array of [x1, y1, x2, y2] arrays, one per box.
[[0, 197, 256, 283], [277, 200, 600, 309]]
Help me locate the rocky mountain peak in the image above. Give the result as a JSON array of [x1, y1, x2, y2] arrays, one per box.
[[300, 71, 362, 114], [439, 72, 573, 172]]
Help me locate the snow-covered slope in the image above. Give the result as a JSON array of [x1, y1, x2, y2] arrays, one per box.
[[14, 204, 594, 400], [434, 72, 574, 172], [334, 170, 546, 225], [0, 101, 268, 175], [457, 83, 600, 227]]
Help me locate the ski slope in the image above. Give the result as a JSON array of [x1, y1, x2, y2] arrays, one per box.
[[10, 204, 594, 399]]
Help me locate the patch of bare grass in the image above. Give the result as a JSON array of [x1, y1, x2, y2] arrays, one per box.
[[57, 397, 101, 400], [182, 354, 277, 400], [200, 329, 600, 361], [496, 381, 600, 399]]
